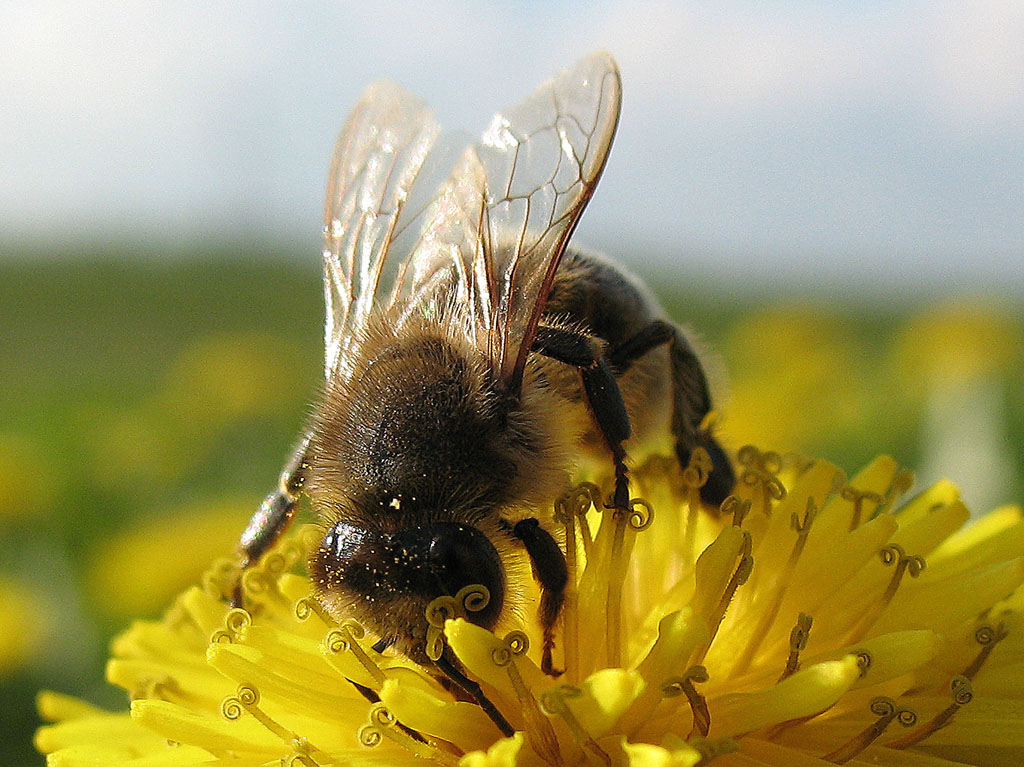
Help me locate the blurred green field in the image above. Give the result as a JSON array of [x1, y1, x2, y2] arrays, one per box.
[[2, 252, 1023, 766]]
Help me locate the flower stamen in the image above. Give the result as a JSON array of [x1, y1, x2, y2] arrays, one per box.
[[294, 596, 337, 626], [425, 585, 491, 662], [604, 497, 653, 667], [733, 498, 818, 675], [854, 650, 872, 678], [821, 696, 918, 764], [554, 484, 598, 684], [963, 621, 1009, 679], [720, 496, 752, 528], [359, 702, 457, 765], [878, 469, 915, 516], [845, 544, 925, 644], [888, 675, 973, 749], [779, 613, 813, 681], [661, 665, 711, 737], [841, 486, 884, 531], [241, 551, 292, 608], [688, 736, 739, 765], [737, 446, 786, 516], [284, 751, 319, 767], [540, 685, 611, 767], [221, 683, 320, 756], [323, 619, 385, 688], [492, 631, 563, 765], [681, 448, 713, 564], [202, 558, 239, 601], [210, 607, 252, 644]]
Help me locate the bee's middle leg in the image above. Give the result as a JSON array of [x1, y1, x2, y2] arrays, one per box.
[[532, 324, 632, 511]]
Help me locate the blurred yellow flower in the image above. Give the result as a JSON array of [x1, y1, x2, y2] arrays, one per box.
[[87, 332, 307, 488], [157, 332, 306, 436], [86, 499, 256, 617], [722, 304, 873, 455], [0, 432, 59, 523], [892, 298, 1022, 393], [0, 578, 51, 675], [37, 450, 1024, 766], [891, 298, 1022, 513]]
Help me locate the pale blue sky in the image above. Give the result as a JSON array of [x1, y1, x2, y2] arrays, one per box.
[[3, 1, 1022, 291]]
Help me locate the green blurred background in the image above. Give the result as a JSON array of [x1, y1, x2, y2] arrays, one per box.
[[2, 248, 1022, 765]]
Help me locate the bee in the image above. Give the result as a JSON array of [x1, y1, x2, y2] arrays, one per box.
[[235, 52, 733, 731]]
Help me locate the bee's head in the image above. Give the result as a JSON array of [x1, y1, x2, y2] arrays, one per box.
[[309, 519, 505, 658]]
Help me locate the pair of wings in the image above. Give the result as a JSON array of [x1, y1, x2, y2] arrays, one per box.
[[322, 52, 622, 394]]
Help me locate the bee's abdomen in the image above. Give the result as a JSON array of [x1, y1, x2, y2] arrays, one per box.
[[544, 248, 660, 348]]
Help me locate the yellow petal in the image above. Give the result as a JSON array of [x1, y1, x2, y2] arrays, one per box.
[[927, 506, 1024, 578], [566, 668, 645, 738], [444, 618, 546, 713], [891, 500, 969, 560], [207, 642, 362, 732], [635, 608, 708, 685], [872, 558, 1024, 637], [708, 656, 861, 738], [619, 609, 708, 736], [689, 526, 749, 622], [35, 711, 162, 754], [43, 742, 215, 766], [771, 515, 898, 656], [36, 690, 106, 722], [460, 733, 524, 767], [844, 630, 940, 688], [906, 696, 1024, 747], [130, 698, 280, 754], [621, 738, 702, 767], [739, 737, 837, 765], [380, 678, 500, 752], [105, 657, 232, 708], [895, 480, 961, 527]]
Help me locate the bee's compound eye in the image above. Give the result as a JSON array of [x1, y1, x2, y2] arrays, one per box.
[[423, 524, 505, 630], [311, 521, 505, 632]]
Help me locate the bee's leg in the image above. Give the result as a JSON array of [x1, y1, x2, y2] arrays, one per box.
[[533, 324, 632, 512], [508, 518, 568, 676], [435, 650, 515, 737], [232, 435, 310, 608], [607, 320, 735, 505]]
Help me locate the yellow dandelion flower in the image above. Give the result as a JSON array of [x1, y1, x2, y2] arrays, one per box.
[[86, 499, 257, 616], [722, 305, 873, 455], [0, 577, 52, 674], [891, 298, 1022, 392], [37, 449, 1024, 766], [0, 432, 60, 523]]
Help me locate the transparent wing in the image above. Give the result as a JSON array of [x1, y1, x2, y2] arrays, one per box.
[[403, 52, 622, 391], [321, 81, 445, 377]]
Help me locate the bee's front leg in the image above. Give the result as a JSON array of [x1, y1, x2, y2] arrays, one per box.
[[505, 518, 568, 676], [232, 435, 310, 608], [532, 324, 632, 511]]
